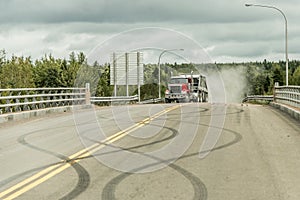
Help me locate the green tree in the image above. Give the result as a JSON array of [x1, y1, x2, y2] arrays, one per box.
[[96, 64, 113, 97], [33, 52, 85, 88], [0, 56, 35, 88], [0, 49, 6, 67], [63, 52, 84, 87], [292, 66, 300, 85], [271, 64, 284, 86], [263, 59, 272, 71], [34, 55, 63, 87]]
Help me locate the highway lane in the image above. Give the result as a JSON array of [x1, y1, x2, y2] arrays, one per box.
[[0, 103, 300, 199]]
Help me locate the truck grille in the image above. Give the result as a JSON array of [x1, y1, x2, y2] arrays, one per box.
[[170, 86, 181, 93]]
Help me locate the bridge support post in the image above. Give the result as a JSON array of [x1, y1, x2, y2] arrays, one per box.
[[85, 83, 91, 105], [274, 82, 279, 103]]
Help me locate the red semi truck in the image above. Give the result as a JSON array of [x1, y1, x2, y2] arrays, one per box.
[[165, 74, 208, 103]]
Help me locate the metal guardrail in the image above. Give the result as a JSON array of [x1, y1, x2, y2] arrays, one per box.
[[90, 95, 138, 103], [0, 87, 88, 114], [2, 84, 299, 115], [242, 95, 273, 103], [242, 86, 300, 109], [140, 98, 163, 104], [274, 86, 300, 109], [0, 84, 142, 114]]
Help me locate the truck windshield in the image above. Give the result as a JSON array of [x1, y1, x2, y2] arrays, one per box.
[[170, 78, 187, 84]]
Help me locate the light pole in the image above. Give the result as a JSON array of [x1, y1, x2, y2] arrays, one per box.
[[158, 48, 184, 99], [245, 3, 289, 86]]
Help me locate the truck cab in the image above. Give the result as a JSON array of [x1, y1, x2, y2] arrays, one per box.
[[165, 74, 208, 103]]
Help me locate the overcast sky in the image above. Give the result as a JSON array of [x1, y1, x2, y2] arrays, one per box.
[[0, 0, 299, 63]]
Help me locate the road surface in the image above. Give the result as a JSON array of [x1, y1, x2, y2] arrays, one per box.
[[0, 103, 300, 200]]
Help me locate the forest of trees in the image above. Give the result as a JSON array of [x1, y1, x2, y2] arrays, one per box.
[[220, 59, 300, 95], [0, 49, 299, 101]]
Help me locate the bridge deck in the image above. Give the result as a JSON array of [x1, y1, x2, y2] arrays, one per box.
[[0, 103, 300, 200]]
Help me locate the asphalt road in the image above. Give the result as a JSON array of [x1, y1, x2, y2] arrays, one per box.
[[0, 103, 300, 200]]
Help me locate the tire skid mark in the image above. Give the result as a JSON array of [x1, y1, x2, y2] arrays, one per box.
[[97, 106, 242, 200], [80, 125, 179, 157], [100, 124, 242, 200], [2, 105, 178, 199], [5, 127, 91, 200], [0, 163, 61, 188], [102, 163, 207, 200], [100, 125, 208, 200]]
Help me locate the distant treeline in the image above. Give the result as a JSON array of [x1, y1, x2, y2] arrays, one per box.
[[217, 59, 300, 95], [0, 50, 299, 98]]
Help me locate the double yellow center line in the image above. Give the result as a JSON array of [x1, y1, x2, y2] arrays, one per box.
[[0, 105, 180, 200]]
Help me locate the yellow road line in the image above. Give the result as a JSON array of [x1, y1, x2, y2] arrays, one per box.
[[0, 105, 180, 200], [0, 163, 62, 199], [3, 163, 72, 200]]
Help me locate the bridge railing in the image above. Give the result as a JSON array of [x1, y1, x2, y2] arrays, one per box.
[[242, 95, 273, 103], [0, 87, 88, 114], [91, 95, 138, 103], [0, 82, 141, 115], [243, 86, 300, 108], [274, 86, 300, 109]]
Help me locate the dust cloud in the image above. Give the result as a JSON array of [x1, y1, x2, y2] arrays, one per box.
[[197, 64, 247, 104]]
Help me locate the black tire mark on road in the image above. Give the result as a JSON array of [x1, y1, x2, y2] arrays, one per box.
[[100, 126, 208, 200], [102, 162, 207, 200], [148, 106, 245, 132], [198, 127, 243, 154], [0, 125, 241, 199], [83, 126, 241, 160], [100, 124, 242, 200], [0, 163, 61, 188], [15, 129, 90, 200], [77, 105, 242, 199], [80, 126, 179, 157], [168, 104, 244, 118]]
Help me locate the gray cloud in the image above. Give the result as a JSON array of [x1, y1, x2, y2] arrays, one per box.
[[0, 0, 281, 24], [0, 0, 299, 62]]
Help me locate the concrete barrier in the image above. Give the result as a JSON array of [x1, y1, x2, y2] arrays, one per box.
[[270, 102, 300, 121], [0, 105, 92, 124]]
